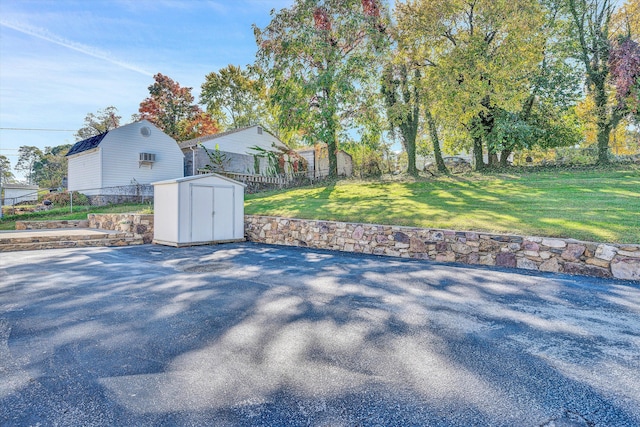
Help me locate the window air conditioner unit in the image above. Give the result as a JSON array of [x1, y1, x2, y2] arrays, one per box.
[[139, 153, 156, 162], [139, 152, 156, 168]]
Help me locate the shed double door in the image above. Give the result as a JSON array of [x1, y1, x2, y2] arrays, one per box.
[[190, 184, 235, 242]]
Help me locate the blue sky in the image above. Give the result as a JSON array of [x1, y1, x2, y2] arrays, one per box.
[[0, 0, 293, 180]]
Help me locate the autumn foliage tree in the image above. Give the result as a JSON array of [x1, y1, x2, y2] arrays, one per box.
[[609, 36, 640, 123], [138, 73, 218, 141], [254, 0, 390, 177]]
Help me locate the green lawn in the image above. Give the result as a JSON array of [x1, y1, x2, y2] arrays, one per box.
[[3, 167, 638, 243], [245, 166, 640, 244], [0, 203, 152, 231]]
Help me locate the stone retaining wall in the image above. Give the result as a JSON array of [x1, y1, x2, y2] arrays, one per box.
[[16, 220, 89, 230], [87, 213, 154, 244], [244, 215, 640, 281]]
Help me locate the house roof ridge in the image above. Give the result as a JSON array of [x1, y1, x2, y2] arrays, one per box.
[[179, 124, 270, 149]]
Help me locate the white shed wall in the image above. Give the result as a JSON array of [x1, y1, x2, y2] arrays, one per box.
[[297, 150, 315, 178], [295, 147, 352, 178], [337, 152, 353, 177], [153, 184, 180, 244], [101, 121, 183, 189], [3, 187, 38, 205], [67, 149, 102, 194]]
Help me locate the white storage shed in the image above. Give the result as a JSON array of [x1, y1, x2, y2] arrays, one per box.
[[152, 174, 246, 247], [2, 184, 39, 206]]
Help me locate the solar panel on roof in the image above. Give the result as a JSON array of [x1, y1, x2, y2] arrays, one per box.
[[66, 132, 109, 156]]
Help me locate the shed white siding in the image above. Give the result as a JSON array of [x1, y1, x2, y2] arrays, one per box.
[[297, 150, 315, 178], [67, 149, 102, 194], [338, 151, 353, 177], [2, 185, 39, 205], [101, 121, 183, 189], [152, 173, 245, 247], [153, 183, 180, 244]]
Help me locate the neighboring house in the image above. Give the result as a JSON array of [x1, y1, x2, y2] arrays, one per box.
[[296, 144, 353, 178], [1, 184, 39, 206], [66, 120, 183, 204], [179, 125, 300, 177]]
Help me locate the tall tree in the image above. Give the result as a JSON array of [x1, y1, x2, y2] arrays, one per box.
[[200, 65, 266, 130], [0, 155, 15, 185], [396, 0, 545, 170], [490, 0, 583, 166], [254, 0, 390, 177], [612, 0, 639, 42], [381, 63, 421, 176], [75, 106, 121, 140], [33, 145, 72, 188], [567, 0, 624, 163], [139, 73, 217, 141], [15, 146, 43, 185]]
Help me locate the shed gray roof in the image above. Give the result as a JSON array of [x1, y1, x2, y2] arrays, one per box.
[[152, 172, 246, 187]]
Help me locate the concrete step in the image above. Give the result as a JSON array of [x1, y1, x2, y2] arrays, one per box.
[[0, 229, 142, 252]]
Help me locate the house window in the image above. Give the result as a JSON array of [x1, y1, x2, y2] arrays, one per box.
[[257, 126, 263, 135]]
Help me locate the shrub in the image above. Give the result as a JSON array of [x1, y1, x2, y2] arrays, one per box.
[[42, 191, 90, 207]]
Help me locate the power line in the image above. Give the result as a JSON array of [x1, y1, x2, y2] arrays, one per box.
[[0, 127, 75, 132]]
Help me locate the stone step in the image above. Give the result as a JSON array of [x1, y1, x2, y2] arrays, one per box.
[[0, 229, 143, 252], [0, 237, 144, 252]]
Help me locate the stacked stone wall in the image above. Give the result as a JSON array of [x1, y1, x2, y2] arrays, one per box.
[[244, 215, 640, 281], [16, 220, 88, 230], [88, 213, 154, 244]]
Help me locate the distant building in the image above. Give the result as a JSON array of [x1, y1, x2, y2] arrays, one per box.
[[179, 125, 298, 177], [2, 184, 39, 206], [296, 144, 353, 178]]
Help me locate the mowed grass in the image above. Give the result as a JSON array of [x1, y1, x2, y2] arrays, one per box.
[[245, 166, 640, 244], [0, 203, 152, 231]]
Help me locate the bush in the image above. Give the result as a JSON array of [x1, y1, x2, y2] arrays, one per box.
[[42, 191, 90, 207]]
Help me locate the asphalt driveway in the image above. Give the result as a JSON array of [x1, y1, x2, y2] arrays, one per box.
[[1, 242, 639, 426]]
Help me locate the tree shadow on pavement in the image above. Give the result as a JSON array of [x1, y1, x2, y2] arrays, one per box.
[[1, 242, 639, 426]]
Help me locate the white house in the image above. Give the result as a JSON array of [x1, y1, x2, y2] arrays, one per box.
[[296, 144, 353, 178], [179, 125, 303, 176], [1, 184, 39, 206], [66, 120, 183, 203]]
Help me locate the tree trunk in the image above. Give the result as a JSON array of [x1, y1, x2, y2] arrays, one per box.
[[473, 137, 485, 170], [594, 80, 611, 165], [401, 118, 419, 177], [405, 141, 418, 176], [425, 109, 448, 173], [323, 86, 339, 178], [327, 135, 338, 178], [488, 152, 499, 167], [500, 149, 512, 167]]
